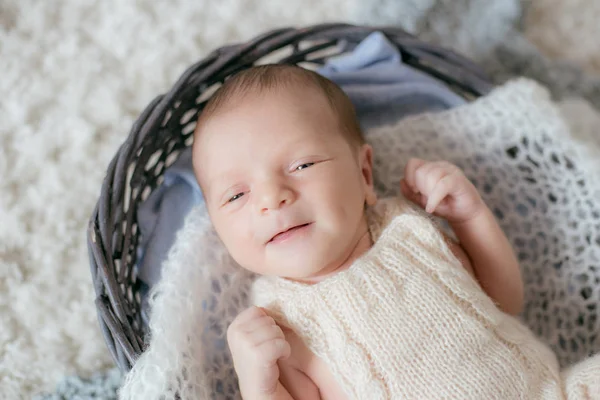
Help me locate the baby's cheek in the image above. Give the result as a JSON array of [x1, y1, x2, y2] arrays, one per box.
[[229, 240, 261, 273]]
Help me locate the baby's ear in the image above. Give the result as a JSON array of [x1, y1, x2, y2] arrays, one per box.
[[359, 144, 377, 206]]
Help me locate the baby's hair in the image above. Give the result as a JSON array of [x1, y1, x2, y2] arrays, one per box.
[[194, 64, 365, 148]]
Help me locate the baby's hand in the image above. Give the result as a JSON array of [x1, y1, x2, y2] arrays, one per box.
[[227, 306, 291, 399], [401, 158, 485, 223]]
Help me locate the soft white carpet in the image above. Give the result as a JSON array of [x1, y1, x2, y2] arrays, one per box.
[[3, 0, 600, 398], [0, 1, 358, 398], [525, 0, 600, 74]]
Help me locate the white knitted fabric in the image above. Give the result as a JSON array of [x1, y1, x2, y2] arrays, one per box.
[[119, 78, 600, 399], [253, 196, 600, 399], [119, 205, 255, 399], [367, 79, 600, 369]]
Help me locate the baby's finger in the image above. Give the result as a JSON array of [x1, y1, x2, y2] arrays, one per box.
[[415, 163, 449, 196], [256, 337, 292, 364], [247, 323, 285, 346], [241, 315, 278, 333], [425, 174, 455, 213], [400, 179, 413, 197], [401, 179, 427, 208], [403, 158, 427, 191], [232, 306, 267, 327]]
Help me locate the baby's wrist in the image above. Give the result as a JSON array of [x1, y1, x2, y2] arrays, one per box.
[[449, 201, 488, 226], [241, 382, 291, 400]]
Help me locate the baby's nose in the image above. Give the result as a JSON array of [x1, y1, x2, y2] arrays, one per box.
[[257, 182, 294, 213]]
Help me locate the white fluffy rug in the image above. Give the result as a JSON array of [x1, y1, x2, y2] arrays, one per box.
[[525, 0, 600, 74], [2, 0, 600, 398], [0, 1, 359, 397]]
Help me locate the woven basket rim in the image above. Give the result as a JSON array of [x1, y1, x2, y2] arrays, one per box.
[[87, 23, 494, 372]]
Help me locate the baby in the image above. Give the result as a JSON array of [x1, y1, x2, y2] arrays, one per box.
[[191, 65, 587, 399]]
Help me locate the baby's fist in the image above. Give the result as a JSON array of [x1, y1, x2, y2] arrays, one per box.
[[401, 158, 484, 223], [227, 306, 291, 398]]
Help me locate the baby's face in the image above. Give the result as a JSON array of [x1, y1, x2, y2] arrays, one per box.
[[193, 87, 376, 282]]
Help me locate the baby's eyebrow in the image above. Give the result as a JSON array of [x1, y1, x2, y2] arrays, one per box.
[[206, 176, 227, 194], [206, 171, 239, 194]]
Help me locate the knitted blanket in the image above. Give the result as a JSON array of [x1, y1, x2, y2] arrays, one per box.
[[118, 78, 600, 399]]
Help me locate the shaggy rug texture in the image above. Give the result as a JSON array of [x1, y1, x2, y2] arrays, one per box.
[[2, 0, 600, 398], [0, 2, 356, 398]]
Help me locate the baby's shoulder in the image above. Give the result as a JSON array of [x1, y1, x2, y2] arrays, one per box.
[[368, 195, 433, 240]]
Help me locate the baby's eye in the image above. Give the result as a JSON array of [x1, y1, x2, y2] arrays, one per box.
[[295, 162, 315, 171], [227, 192, 244, 203]]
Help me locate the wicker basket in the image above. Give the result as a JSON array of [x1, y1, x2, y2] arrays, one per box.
[[87, 23, 494, 372]]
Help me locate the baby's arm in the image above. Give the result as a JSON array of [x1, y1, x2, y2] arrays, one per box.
[[227, 306, 321, 400], [279, 363, 321, 400], [402, 158, 524, 316], [227, 306, 294, 400], [448, 208, 523, 315]]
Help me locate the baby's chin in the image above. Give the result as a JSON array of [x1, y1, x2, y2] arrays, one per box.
[[252, 224, 370, 280], [266, 261, 328, 280], [263, 257, 351, 284], [236, 253, 325, 279], [262, 242, 368, 282]]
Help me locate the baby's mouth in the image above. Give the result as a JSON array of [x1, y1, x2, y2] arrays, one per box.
[[268, 223, 311, 244]]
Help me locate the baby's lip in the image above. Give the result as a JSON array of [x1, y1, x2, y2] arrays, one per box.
[[266, 223, 312, 244]]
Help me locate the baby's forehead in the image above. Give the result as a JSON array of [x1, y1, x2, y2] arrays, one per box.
[[195, 114, 334, 166], [198, 118, 331, 153], [198, 89, 336, 136], [193, 84, 352, 161]]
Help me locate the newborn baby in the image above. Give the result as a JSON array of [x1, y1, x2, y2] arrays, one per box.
[[192, 65, 598, 399]]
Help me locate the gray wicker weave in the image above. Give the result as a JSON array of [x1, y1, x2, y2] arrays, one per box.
[[87, 23, 494, 372]]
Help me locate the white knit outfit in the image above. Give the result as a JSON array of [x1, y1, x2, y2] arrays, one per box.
[[253, 197, 600, 399]]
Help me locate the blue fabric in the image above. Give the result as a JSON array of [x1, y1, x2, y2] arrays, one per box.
[[135, 32, 466, 287], [136, 150, 204, 286], [318, 32, 465, 130]]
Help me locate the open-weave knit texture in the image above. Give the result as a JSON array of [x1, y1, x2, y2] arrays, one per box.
[[367, 79, 600, 369], [119, 78, 600, 399], [118, 207, 255, 399], [254, 196, 600, 399]]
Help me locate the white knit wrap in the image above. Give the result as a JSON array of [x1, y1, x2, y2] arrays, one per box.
[[119, 79, 600, 399], [252, 196, 572, 399]]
